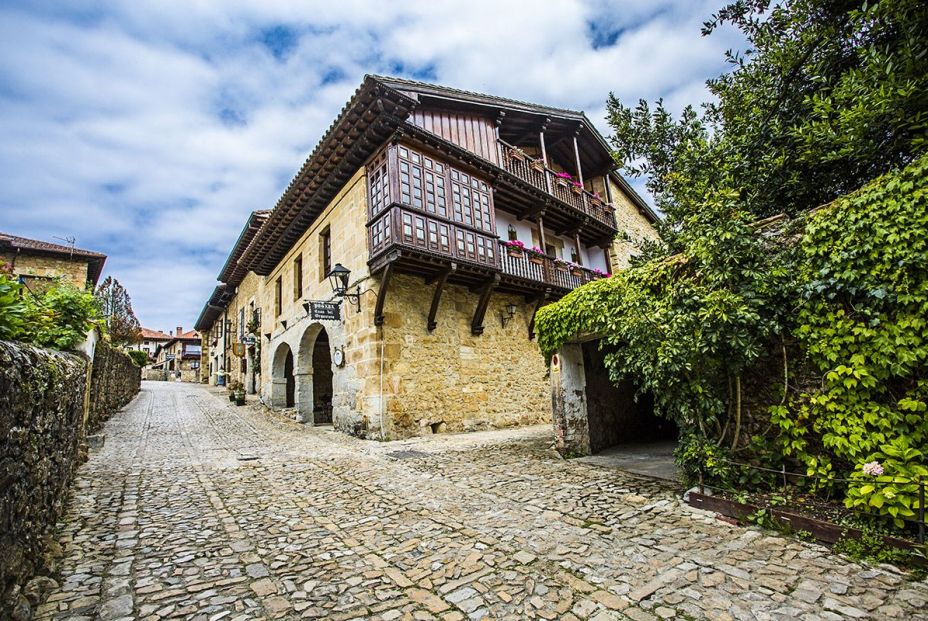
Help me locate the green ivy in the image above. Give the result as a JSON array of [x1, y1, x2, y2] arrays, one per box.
[[0, 273, 26, 340]]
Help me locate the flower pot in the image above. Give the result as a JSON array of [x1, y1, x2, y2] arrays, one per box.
[[570, 184, 583, 195], [530, 159, 545, 173], [508, 149, 527, 162], [553, 177, 570, 189], [590, 196, 603, 208], [528, 254, 545, 266], [570, 268, 583, 277], [235, 397, 246, 406], [229, 393, 235, 402], [506, 247, 523, 258]]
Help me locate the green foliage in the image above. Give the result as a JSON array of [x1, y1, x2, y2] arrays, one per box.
[[773, 156, 928, 526], [832, 528, 915, 567], [127, 349, 150, 367], [21, 281, 101, 350], [609, 0, 928, 234], [675, 433, 733, 487], [0, 273, 26, 340]]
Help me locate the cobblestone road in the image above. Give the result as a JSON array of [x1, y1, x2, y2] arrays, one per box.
[[35, 382, 928, 621]]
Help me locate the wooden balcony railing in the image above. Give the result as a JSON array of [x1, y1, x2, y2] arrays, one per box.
[[498, 140, 617, 229], [499, 242, 603, 291], [369, 205, 501, 270]]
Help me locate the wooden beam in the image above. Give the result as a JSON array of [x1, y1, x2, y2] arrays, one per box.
[[528, 293, 549, 340], [374, 262, 394, 327], [573, 124, 585, 186], [471, 274, 500, 336], [539, 117, 552, 194], [537, 214, 548, 252], [574, 232, 583, 266], [427, 263, 456, 331]]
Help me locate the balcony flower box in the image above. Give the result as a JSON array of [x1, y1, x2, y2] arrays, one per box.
[[553, 259, 569, 273], [504, 240, 525, 257], [530, 158, 545, 173], [590, 192, 604, 208], [553, 172, 572, 189], [527, 247, 545, 265], [508, 147, 528, 163], [569, 264, 584, 277], [571, 181, 584, 195]]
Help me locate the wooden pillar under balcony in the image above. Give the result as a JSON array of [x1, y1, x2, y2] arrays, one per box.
[[573, 124, 585, 186], [604, 171, 614, 204], [574, 233, 583, 266], [374, 262, 395, 327], [539, 117, 552, 193], [471, 274, 500, 336], [495, 110, 506, 165], [537, 214, 547, 252], [426, 263, 456, 332]]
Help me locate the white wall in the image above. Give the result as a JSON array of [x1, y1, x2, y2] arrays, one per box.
[[495, 211, 609, 272]]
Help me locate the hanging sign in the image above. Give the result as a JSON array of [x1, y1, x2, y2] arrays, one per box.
[[309, 301, 341, 321], [232, 343, 246, 357]]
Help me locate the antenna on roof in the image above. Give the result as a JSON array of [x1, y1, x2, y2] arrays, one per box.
[[53, 235, 76, 260]]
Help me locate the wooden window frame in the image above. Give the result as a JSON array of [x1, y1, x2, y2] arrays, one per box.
[[293, 255, 303, 301], [320, 227, 331, 281], [274, 276, 282, 318]]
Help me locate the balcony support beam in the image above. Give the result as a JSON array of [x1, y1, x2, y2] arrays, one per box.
[[373, 261, 395, 327], [539, 118, 552, 194], [471, 273, 500, 336], [427, 263, 456, 331], [528, 293, 549, 340], [604, 171, 614, 204], [537, 214, 548, 253], [575, 233, 584, 266], [573, 125, 585, 186]]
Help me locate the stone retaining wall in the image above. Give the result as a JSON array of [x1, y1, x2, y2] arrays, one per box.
[[87, 341, 141, 434], [0, 338, 140, 617]]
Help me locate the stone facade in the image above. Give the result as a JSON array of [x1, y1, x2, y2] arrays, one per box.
[[0, 252, 91, 289], [606, 177, 661, 270]]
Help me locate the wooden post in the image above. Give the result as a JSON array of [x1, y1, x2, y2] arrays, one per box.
[[539, 117, 552, 193], [574, 233, 583, 266], [495, 110, 505, 166], [604, 171, 614, 204], [573, 124, 584, 186], [537, 214, 547, 252]]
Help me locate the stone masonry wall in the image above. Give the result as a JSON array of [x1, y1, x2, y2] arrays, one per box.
[[87, 341, 141, 434], [370, 273, 551, 439], [1, 253, 91, 290], [606, 178, 661, 270], [0, 341, 88, 616]]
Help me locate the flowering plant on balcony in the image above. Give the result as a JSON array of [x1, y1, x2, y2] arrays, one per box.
[[503, 239, 525, 257], [591, 268, 612, 278], [570, 180, 584, 195], [568, 262, 584, 276], [527, 246, 546, 265], [553, 258, 569, 272], [590, 191, 604, 206], [553, 171, 572, 188], [530, 158, 545, 172], [508, 146, 528, 162]]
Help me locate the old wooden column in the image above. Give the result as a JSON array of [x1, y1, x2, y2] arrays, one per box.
[[604, 170, 614, 204], [539, 117, 552, 193], [495, 110, 506, 165], [574, 232, 583, 266], [573, 124, 585, 186]]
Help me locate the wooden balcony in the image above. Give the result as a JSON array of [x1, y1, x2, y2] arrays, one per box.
[[498, 140, 617, 229], [499, 242, 603, 292]]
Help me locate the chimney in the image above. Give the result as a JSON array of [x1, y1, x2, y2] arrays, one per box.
[[176, 326, 183, 336]]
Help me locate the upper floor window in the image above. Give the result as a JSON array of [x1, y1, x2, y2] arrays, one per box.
[[239, 307, 245, 339], [293, 255, 303, 300], [320, 228, 331, 280], [274, 276, 282, 317]]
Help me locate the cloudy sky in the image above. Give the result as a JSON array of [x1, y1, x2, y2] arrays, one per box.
[[0, 1, 743, 332]]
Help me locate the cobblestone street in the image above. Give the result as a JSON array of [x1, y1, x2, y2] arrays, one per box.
[[35, 382, 928, 621]]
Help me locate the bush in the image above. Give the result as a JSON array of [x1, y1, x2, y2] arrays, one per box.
[[127, 349, 150, 367], [21, 281, 101, 350], [0, 273, 26, 340]]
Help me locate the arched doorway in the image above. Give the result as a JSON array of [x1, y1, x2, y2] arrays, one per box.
[[297, 324, 334, 425], [271, 343, 295, 408]]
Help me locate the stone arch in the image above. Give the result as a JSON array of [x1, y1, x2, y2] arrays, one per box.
[[296, 323, 333, 424], [271, 342, 295, 408]]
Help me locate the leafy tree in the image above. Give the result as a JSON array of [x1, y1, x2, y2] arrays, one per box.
[[608, 0, 928, 232], [95, 276, 142, 346]]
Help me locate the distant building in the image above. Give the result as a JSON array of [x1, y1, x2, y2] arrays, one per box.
[[125, 327, 173, 361], [0, 231, 106, 290], [150, 327, 201, 382]]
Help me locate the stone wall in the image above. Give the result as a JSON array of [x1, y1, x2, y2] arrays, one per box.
[[87, 341, 141, 434], [606, 177, 661, 270], [0, 341, 88, 616], [0, 338, 141, 615], [0, 252, 91, 290]]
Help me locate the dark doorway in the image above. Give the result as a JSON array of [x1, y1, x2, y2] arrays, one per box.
[[284, 349, 295, 408], [582, 342, 678, 454], [313, 329, 333, 424]]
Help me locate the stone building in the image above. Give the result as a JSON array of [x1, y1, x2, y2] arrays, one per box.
[[149, 327, 201, 382], [0, 231, 106, 289], [195, 75, 658, 440], [126, 327, 173, 361]]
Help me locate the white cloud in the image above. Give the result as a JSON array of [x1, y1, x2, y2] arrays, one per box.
[[0, 0, 743, 328]]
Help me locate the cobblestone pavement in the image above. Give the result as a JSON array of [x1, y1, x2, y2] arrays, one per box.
[[35, 382, 928, 621]]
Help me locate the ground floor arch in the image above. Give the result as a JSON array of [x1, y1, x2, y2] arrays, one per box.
[[296, 323, 333, 425], [271, 342, 295, 408]]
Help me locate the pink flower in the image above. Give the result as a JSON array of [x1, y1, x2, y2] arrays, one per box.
[[862, 461, 884, 476]]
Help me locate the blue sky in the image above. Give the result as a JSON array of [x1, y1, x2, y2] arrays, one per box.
[[0, 1, 743, 332]]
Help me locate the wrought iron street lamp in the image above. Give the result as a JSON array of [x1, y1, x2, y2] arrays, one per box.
[[327, 263, 361, 312]]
